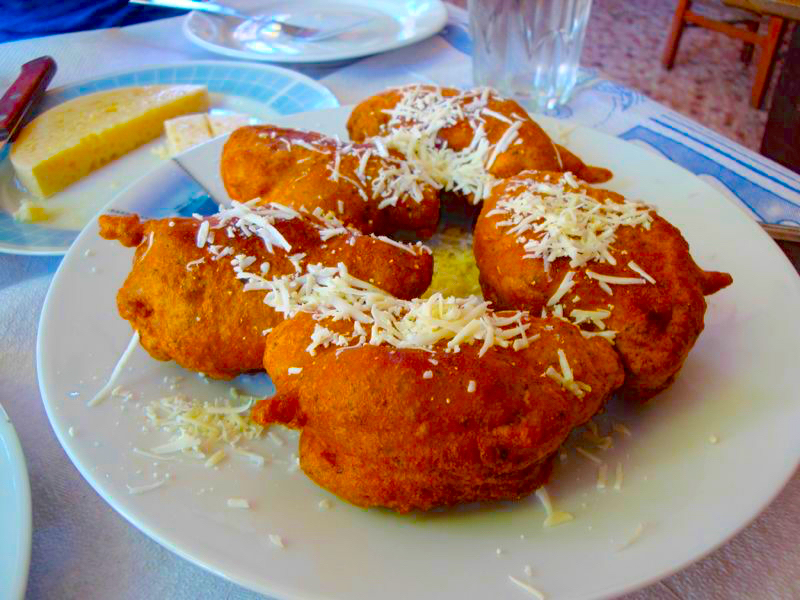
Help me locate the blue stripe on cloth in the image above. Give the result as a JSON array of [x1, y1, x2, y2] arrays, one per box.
[[439, 23, 472, 55], [619, 126, 800, 226], [649, 118, 800, 197], [654, 114, 800, 182]]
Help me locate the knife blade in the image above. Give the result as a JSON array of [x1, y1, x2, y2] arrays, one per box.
[[171, 133, 233, 206], [0, 56, 57, 153]]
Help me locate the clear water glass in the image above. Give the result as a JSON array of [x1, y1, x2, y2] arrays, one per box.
[[468, 0, 593, 112]]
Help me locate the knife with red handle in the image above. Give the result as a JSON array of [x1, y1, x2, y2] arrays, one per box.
[[0, 56, 57, 151]]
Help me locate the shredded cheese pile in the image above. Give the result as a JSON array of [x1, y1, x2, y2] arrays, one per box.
[[239, 256, 534, 357], [195, 202, 527, 357], [144, 388, 264, 459], [266, 129, 436, 209], [488, 172, 653, 271], [540, 298, 618, 343], [544, 349, 592, 398], [374, 85, 529, 203], [192, 202, 590, 395]]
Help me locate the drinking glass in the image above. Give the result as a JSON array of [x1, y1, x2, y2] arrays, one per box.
[[468, 0, 593, 112]]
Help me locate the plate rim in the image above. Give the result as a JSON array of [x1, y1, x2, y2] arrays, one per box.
[[182, 0, 449, 64], [36, 106, 800, 600], [39, 59, 339, 107], [0, 407, 32, 600], [0, 59, 339, 258]]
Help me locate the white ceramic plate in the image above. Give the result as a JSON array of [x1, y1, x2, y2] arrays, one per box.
[[183, 0, 448, 64], [0, 404, 32, 600], [0, 61, 338, 256], [38, 107, 800, 600]]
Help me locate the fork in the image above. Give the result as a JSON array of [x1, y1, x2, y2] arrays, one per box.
[[130, 0, 371, 41]]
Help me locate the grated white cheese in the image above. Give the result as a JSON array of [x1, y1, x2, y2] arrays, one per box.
[[547, 271, 576, 306], [291, 138, 323, 153], [292, 131, 436, 209], [232, 447, 267, 467], [287, 367, 303, 375], [508, 576, 546, 600], [126, 479, 166, 495], [422, 370, 433, 379], [140, 231, 155, 260], [205, 449, 226, 468], [186, 257, 205, 271], [132, 447, 176, 461], [150, 432, 201, 454], [482, 107, 513, 124], [617, 522, 644, 551], [535, 487, 574, 528], [569, 309, 611, 331], [596, 462, 608, 490], [209, 201, 298, 254], [586, 271, 645, 286], [488, 174, 652, 272], [196, 220, 210, 248], [613, 422, 632, 437], [144, 388, 263, 459], [306, 324, 351, 356], [485, 120, 522, 170], [544, 350, 590, 398], [627, 260, 656, 284], [373, 234, 423, 255], [236, 260, 537, 358], [189, 201, 584, 366], [227, 497, 250, 509], [576, 447, 602, 464], [88, 331, 141, 407], [614, 462, 624, 491], [330, 149, 341, 182], [373, 85, 538, 204], [467, 380, 476, 393]]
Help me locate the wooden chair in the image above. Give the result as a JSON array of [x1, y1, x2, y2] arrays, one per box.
[[662, 0, 789, 109]]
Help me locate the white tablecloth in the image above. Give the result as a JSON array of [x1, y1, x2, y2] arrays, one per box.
[[1, 5, 798, 599]]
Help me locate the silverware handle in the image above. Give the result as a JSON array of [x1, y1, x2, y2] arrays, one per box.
[[129, 0, 244, 18], [761, 222, 800, 243], [0, 56, 57, 143]]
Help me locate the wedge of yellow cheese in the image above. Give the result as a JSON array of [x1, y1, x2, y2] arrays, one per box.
[[207, 113, 250, 137], [9, 85, 210, 198], [163, 112, 251, 155], [164, 114, 212, 156]]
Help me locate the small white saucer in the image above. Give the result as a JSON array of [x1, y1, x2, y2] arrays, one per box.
[[183, 0, 448, 64]]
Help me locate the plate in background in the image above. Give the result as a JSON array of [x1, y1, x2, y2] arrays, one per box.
[[0, 60, 338, 256], [0, 403, 32, 600], [183, 0, 448, 64], [37, 106, 800, 599]]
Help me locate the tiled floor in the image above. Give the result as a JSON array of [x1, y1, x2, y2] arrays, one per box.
[[454, 0, 795, 153]]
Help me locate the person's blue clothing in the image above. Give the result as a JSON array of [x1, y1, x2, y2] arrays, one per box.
[[0, 0, 184, 43]]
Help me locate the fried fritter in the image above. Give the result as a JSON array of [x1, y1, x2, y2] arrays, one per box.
[[98, 208, 433, 379], [221, 125, 441, 238], [346, 84, 611, 204], [254, 313, 624, 512], [473, 171, 732, 401]]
